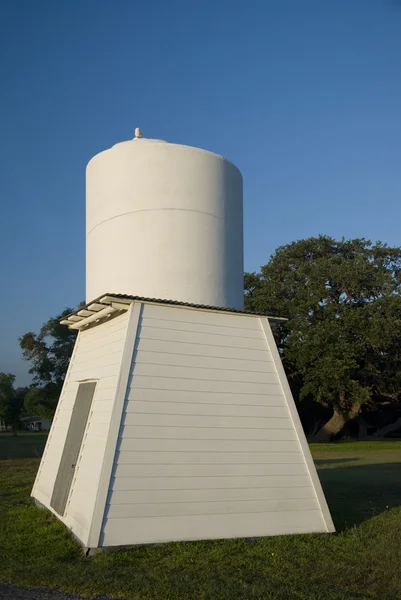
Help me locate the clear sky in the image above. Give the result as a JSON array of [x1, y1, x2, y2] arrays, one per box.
[[1, 0, 400, 385]]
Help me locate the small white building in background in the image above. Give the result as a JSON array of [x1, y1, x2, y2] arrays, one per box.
[[21, 416, 51, 432], [32, 130, 334, 553]]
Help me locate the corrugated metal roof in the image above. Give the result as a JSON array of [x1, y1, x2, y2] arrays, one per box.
[[60, 293, 287, 329], [102, 293, 286, 319]]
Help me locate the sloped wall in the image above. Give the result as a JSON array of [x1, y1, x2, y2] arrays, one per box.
[[32, 311, 129, 546], [101, 304, 330, 546]]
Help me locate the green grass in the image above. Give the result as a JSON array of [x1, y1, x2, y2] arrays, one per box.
[[311, 441, 401, 530], [0, 440, 400, 599], [0, 431, 48, 459]]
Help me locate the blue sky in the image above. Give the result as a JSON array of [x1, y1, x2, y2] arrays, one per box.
[[1, 0, 400, 385]]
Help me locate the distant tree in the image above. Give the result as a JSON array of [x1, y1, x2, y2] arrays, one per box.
[[245, 236, 401, 441], [0, 373, 26, 434], [19, 307, 79, 419], [23, 383, 61, 421]]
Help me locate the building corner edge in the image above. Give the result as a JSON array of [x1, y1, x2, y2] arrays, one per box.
[[259, 317, 336, 534], [86, 301, 143, 549]]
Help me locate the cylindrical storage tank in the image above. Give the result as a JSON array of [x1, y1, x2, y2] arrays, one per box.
[[86, 133, 244, 309]]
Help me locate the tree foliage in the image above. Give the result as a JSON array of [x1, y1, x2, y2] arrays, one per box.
[[245, 236, 401, 439], [0, 373, 26, 433], [23, 383, 61, 421], [19, 308, 78, 419], [17, 237, 401, 440]]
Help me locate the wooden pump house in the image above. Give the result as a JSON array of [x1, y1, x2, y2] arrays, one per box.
[[32, 130, 334, 553]]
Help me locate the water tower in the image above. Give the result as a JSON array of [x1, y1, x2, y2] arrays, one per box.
[[32, 130, 334, 553], [86, 128, 244, 309]]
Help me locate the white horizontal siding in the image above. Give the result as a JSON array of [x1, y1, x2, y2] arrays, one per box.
[[32, 312, 129, 547], [126, 388, 284, 406], [113, 462, 308, 478], [138, 326, 268, 350], [129, 376, 282, 395], [121, 425, 297, 441], [69, 363, 121, 380], [130, 363, 278, 383], [75, 327, 128, 354], [140, 317, 265, 339], [123, 413, 292, 429], [87, 386, 118, 402], [118, 438, 301, 453], [33, 401, 74, 497], [124, 401, 289, 418], [137, 338, 269, 361], [102, 304, 327, 545], [111, 474, 310, 491], [109, 485, 316, 505], [86, 422, 110, 437], [133, 349, 273, 372], [116, 450, 304, 465], [74, 317, 127, 339], [101, 511, 326, 546], [142, 304, 261, 329], [105, 497, 319, 519], [70, 346, 124, 368], [96, 375, 120, 391], [90, 411, 115, 424], [91, 399, 116, 413]]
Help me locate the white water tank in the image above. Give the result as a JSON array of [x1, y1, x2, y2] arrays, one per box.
[[86, 130, 244, 309]]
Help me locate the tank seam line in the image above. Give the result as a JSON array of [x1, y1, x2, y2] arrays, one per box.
[[87, 208, 224, 237]]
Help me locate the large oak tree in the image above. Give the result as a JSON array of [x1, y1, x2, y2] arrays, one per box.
[[245, 236, 401, 440]]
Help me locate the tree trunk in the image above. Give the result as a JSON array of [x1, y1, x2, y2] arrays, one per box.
[[312, 404, 360, 442], [309, 419, 322, 437], [373, 416, 401, 438], [355, 416, 368, 439]]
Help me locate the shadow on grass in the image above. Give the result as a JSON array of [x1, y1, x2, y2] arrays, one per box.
[[314, 458, 359, 465], [318, 461, 401, 531], [0, 434, 47, 459]]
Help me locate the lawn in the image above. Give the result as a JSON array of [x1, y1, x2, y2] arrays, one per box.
[[0, 431, 48, 459], [0, 437, 400, 600]]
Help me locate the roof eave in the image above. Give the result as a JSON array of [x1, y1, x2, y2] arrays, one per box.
[[60, 293, 288, 330]]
